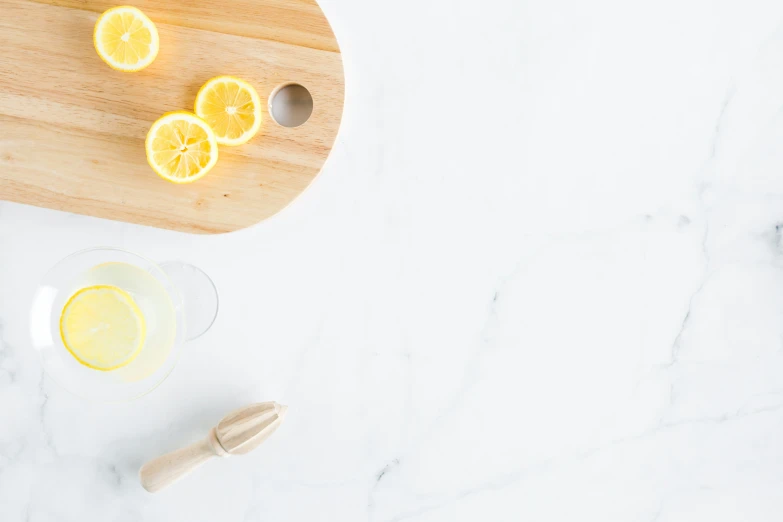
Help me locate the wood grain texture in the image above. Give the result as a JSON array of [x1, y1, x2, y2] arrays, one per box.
[[0, 0, 344, 233], [139, 402, 287, 493], [217, 401, 287, 454], [139, 428, 227, 493]]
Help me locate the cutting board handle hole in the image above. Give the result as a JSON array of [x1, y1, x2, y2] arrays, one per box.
[[269, 83, 313, 128]]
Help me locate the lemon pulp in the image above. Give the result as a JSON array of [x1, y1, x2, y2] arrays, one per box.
[[60, 285, 146, 371], [93, 6, 159, 72], [146, 111, 219, 183], [195, 76, 263, 146]]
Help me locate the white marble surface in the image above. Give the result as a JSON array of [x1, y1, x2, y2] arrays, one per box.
[[3, 0, 783, 520]]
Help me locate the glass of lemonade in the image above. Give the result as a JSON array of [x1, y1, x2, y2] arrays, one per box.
[[30, 248, 218, 401]]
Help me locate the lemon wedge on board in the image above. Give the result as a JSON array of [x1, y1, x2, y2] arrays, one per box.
[[60, 285, 146, 371], [195, 76, 263, 146], [93, 6, 160, 73]]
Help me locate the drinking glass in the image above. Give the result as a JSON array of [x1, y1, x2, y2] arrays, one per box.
[[29, 247, 218, 401]]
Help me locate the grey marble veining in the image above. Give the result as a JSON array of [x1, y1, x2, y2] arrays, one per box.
[[3, 0, 783, 520]]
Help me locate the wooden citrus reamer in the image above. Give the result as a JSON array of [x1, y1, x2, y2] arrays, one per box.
[[140, 401, 287, 492]]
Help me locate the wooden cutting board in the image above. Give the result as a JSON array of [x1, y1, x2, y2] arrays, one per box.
[[0, 0, 344, 234]]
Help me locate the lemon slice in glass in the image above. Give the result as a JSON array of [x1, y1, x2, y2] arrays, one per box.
[[60, 285, 146, 371], [146, 111, 219, 183], [195, 76, 263, 146], [93, 6, 160, 73]]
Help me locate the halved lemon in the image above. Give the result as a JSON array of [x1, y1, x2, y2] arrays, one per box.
[[195, 76, 263, 146], [146, 111, 219, 183], [60, 285, 146, 371], [94, 6, 160, 72]]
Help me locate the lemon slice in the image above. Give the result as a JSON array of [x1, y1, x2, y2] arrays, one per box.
[[146, 111, 219, 183], [195, 76, 263, 146], [60, 285, 146, 371], [93, 6, 159, 72]]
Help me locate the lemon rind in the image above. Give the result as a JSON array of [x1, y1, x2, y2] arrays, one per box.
[[93, 6, 160, 73], [194, 76, 263, 146], [145, 111, 219, 184], [60, 285, 146, 372]]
